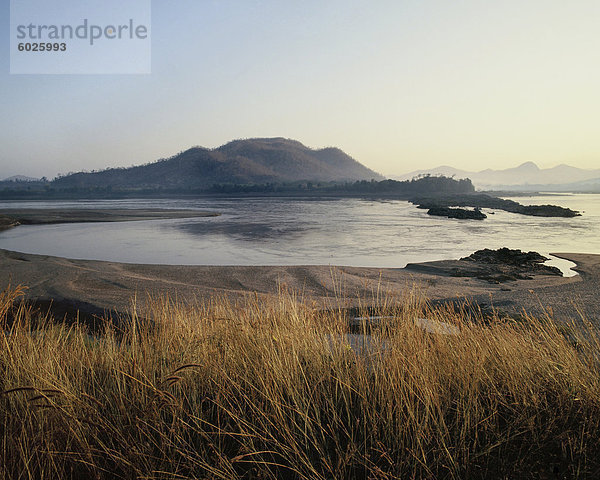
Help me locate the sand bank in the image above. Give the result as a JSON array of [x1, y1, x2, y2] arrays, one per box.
[[0, 208, 219, 230], [1, 248, 597, 324]]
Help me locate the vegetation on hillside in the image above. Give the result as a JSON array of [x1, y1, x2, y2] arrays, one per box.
[[1, 285, 600, 479], [0, 174, 475, 199], [49, 138, 383, 190]]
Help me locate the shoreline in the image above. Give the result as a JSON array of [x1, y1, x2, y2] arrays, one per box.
[[1, 248, 597, 325], [0, 208, 219, 231]]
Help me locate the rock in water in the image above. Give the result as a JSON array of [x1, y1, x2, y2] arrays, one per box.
[[427, 206, 487, 220]]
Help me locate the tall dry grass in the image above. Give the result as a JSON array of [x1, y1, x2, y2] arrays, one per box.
[[1, 284, 600, 479]]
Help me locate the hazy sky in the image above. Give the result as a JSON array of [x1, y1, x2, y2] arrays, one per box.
[[1, 0, 599, 179]]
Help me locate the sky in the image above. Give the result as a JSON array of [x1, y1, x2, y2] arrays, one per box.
[[1, 0, 599, 179]]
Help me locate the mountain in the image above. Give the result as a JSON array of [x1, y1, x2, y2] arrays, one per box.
[[2, 175, 40, 182], [394, 162, 600, 191], [52, 138, 383, 189], [487, 177, 600, 193]]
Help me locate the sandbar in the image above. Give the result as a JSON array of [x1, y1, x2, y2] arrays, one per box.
[[1, 248, 597, 324]]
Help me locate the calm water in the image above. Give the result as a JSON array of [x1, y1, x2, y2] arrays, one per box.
[[0, 194, 598, 268]]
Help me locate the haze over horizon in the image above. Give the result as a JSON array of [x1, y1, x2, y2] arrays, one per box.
[[1, 0, 599, 179]]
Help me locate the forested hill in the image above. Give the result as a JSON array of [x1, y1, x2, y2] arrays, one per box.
[[51, 138, 383, 189], [1, 173, 476, 199]]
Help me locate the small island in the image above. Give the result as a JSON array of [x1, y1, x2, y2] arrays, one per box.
[[412, 192, 580, 218], [426, 206, 487, 220]]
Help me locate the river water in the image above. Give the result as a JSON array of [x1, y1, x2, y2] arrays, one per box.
[[0, 194, 598, 270]]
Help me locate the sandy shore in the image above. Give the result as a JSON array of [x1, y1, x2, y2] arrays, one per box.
[[0, 208, 219, 230], [1, 206, 596, 322], [1, 247, 597, 324]]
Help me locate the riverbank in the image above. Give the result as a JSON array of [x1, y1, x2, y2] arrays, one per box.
[[0, 208, 219, 231], [2, 247, 599, 478], [1, 248, 596, 324], [2, 275, 600, 479]]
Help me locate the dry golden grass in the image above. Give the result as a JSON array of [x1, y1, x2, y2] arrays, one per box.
[[1, 284, 600, 479]]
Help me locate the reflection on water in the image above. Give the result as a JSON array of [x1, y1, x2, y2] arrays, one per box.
[[0, 194, 599, 267], [176, 220, 309, 241]]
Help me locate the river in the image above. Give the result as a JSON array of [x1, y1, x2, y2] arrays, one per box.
[[0, 194, 598, 269]]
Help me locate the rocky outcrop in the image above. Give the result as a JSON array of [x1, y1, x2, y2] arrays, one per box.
[[458, 248, 562, 282], [427, 206, 486, 220], [463, 248, 548, 266], [411, 193, 580, 218], [406, 248, 563, 283]]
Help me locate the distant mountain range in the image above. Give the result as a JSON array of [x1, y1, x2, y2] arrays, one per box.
[[2, 175, 40, 182], [52, 138, 383, 189], [394, 162, 600, 192]]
